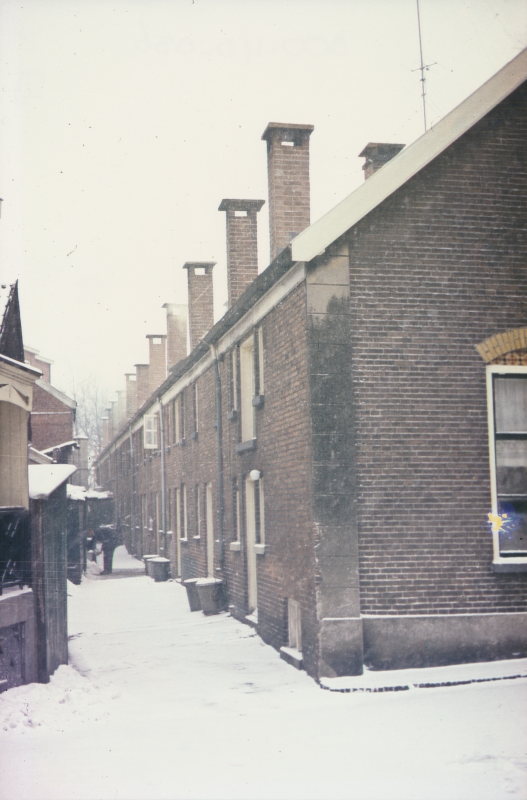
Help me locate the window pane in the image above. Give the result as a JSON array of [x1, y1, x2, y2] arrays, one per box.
[[496, 440, 527, 496], [498, 500, 527, 554], [494, 377, 527, 433]]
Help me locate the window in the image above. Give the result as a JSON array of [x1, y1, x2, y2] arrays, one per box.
[[232, 477, 240, 541], [193, 383, 199, 435], [144, 414, 158, 449], [231, 348, 238, 412], [174, 393, 185, 443], [487, 366, 527, 565], [178, 484, 188, 541], [240, 334, 255, 443], [194, 484, 201, 538], [255, 326, 264, 396], [246, 473, 265, 553]]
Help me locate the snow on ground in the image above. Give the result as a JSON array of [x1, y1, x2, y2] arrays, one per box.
[[1, 548, 526, 800]]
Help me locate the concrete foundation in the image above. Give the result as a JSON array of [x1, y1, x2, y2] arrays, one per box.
[[363, 613, 527, 671]]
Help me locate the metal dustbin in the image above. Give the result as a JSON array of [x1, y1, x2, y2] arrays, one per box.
[[151, 556, 170, 582], [183, 578, 202, 612], [143, 554, 158, 576], [196, 578, 225, 615]]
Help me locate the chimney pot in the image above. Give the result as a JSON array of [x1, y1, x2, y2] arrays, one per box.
[[183, 262, 215, 350], [359, 142, 405, 180], [219, 199, 265, 308], [262, 122, 314, 260], [163, 303, 188, 369]]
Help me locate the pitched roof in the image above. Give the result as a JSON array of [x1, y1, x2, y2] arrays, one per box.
[[292, 47, 527, 263], [0, 281, 24, 362]]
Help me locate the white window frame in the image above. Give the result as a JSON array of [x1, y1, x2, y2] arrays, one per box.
[[486, 364, 527, 566], [144, 414, 158, 450], [240, 334, 256, 443]]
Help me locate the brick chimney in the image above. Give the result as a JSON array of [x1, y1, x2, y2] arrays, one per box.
[[102, 415, 109, 449], [359, 142, 405, 180], [135, 364, 150, 409], [261, 122, 314, 260], [163, 303, 188, 369], [147, 335, 167, 394], [218, 199, 265, 307], [183, 262, 215, 350], [125, 373, 138, 418], [116, 390, 126, 429], [109, 401, 117, 441]]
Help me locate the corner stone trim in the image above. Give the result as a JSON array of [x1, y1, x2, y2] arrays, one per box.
[[475, 327, 527, 363]]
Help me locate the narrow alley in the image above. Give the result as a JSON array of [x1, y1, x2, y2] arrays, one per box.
[[1, 548, 526, 800]]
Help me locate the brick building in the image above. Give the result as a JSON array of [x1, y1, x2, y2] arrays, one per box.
[[95, 50, 527, 680]]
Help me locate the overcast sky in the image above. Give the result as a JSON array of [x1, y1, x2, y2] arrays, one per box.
[[1, 0, 526, 402]]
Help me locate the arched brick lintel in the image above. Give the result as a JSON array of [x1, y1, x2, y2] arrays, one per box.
[[476, 327, 527, 364]]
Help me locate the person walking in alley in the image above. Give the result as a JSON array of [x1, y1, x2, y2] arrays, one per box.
[[98, 524, 119, 574]]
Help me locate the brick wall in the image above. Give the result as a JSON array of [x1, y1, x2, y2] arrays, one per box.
[[348, 81, 527, 617], [30, 384, 75, 451]]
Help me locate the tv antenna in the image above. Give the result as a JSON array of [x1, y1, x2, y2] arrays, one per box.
[[412, 0, 436, 131]]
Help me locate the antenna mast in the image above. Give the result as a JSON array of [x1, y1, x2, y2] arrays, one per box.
[[414, 0, 436, 132], [416, 0, 427, 130]]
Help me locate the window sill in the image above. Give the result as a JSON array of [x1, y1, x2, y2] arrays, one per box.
[[227, 409, 238, 422], [252, 394, 265, 409], [230, 541, 241, 552], [255, 544, 265, 555], [492, 558, 527, 573], [236, 438, 257, 454], [180, 538, 188, 544]]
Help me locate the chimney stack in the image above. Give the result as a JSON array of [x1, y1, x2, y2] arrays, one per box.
[[147, 335, 167, 394], [183, 262, 215, 351], [219, 199, 265, 307], [135, 364, 150, 409], [125, 373, 138, 418], [102, 415, 109, 449], [359, 142, 405, 180], [261, 122, 314, 260], [163, 303, 188, 369]]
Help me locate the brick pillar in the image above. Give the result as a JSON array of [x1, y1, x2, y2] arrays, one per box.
[[163, 303, 188, 369], [359, 142, 405, 180], [135, 364, 150, 409], [218, 199, 265, 308], [261, 122, 314, 260], [183, 262, 215, 351], [147, 335, 167, 394], [125, 373, 138, 418]]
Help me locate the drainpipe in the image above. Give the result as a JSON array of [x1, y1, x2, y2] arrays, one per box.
[[158, 397, 167, 558], [210, 343, 225, 568], [129, 425, 136, 555]]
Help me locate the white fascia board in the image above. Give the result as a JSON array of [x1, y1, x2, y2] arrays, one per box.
[[292, 48, 527, 264], [36, 378, 77, 409]]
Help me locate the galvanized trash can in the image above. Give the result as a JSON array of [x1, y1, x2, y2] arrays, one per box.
[[196, 578, 225, 615], [150, 556, 170, 582], [183, 578, 202, 611], [143, 554, 158, 576]]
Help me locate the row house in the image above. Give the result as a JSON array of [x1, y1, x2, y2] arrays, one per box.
[[95, 50, 527, 680]]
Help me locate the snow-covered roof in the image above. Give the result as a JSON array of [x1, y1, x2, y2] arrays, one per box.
[[85, 489, 113, 500], [35, 378, 76, 410], [42, 440, 79, 454], [67, 484, 87, 501], [28, 464, 77, 500], [28, 446, 54, 465], [292, 47, 527, 263]]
